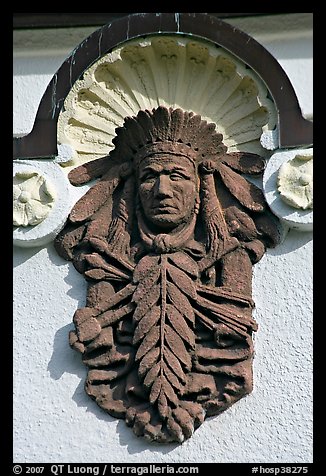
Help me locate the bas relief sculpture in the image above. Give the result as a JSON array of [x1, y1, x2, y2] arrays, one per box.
[[55, 106, 280, 443]]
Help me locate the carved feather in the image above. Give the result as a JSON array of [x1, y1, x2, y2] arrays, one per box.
[[87, 236, 135, 272], [152, 106, 171, 141], [169, 108, 185, 142], [196, 283, 255, 308], [136, 109, 156, 143], [85, 253, 131, 281], [221, 152, 265, 175], [218, 162, 266, 212], [69, 166, 121, 223], [97, 302, 135, 327], [94, 282, 136, 315], [68, 156, 113, 185]]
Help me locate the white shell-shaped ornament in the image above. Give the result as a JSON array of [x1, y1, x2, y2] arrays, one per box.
[[58, 35, 277, 170]]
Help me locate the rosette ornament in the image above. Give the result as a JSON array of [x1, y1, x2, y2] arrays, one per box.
[[277, 153, 313, 210], [13, 171, 56, 227]]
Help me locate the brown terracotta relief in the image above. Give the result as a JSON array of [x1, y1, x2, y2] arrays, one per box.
[[55, 106, 280, 443]]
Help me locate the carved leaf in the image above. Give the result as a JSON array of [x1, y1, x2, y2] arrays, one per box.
[[166, 281, 195, 324], [166, 263, 197, 299], [133, 306, 161, 344], [162, 362, 183, 392], [168, 252, 199, 278], [164, 347, 187, 384], [133, 254, 196, 420], [132, 267, 161, 303], [133, 255, 160, 283], [162, 378, 179, 406], [166, 304, 195, 348], [138, 347, 160, 379], [157, 391, 169, 419], [143, 362, 161, 388], [135, 325, 160, 361], [133, 285, 161, 322], [165, 326, 192, 370], [149, 376, 162, 404]]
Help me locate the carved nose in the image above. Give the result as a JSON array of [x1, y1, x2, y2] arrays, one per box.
[[154, 175, 173, 198]]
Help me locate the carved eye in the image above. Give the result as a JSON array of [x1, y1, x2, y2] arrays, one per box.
[[170, 172, 186, 181], [140, 172, 156, 183]]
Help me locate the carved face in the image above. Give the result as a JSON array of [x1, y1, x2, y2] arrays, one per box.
[[138, 154, 198, 230]]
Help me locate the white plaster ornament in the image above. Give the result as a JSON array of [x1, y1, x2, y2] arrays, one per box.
[[277, 152, 313, 210], [263, 148, 313, 231], [57, 35, 277, 169], [13, 160, 73, 248], [13, 171, 56, 226]]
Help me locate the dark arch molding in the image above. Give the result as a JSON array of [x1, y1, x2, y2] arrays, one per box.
[[13, 12, 313, 159]]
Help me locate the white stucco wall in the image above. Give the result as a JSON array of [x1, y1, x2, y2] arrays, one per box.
[[13, 14, 313, 464]]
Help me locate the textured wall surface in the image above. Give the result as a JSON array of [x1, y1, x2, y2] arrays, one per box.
[[13, 14, 313, 463]]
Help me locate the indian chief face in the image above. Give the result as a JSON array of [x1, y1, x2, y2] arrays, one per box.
[[138, 154, 198, 231], [55, 106, 280, 442]]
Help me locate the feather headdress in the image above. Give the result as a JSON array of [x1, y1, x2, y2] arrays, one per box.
[[55, 106, 280, 269]]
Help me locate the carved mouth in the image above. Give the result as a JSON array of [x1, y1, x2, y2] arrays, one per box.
[[152, 206, 178, 214]]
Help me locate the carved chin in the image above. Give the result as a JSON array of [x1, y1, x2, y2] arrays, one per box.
[[149, 213, 182, 228], [145, 208, 194, 230]]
